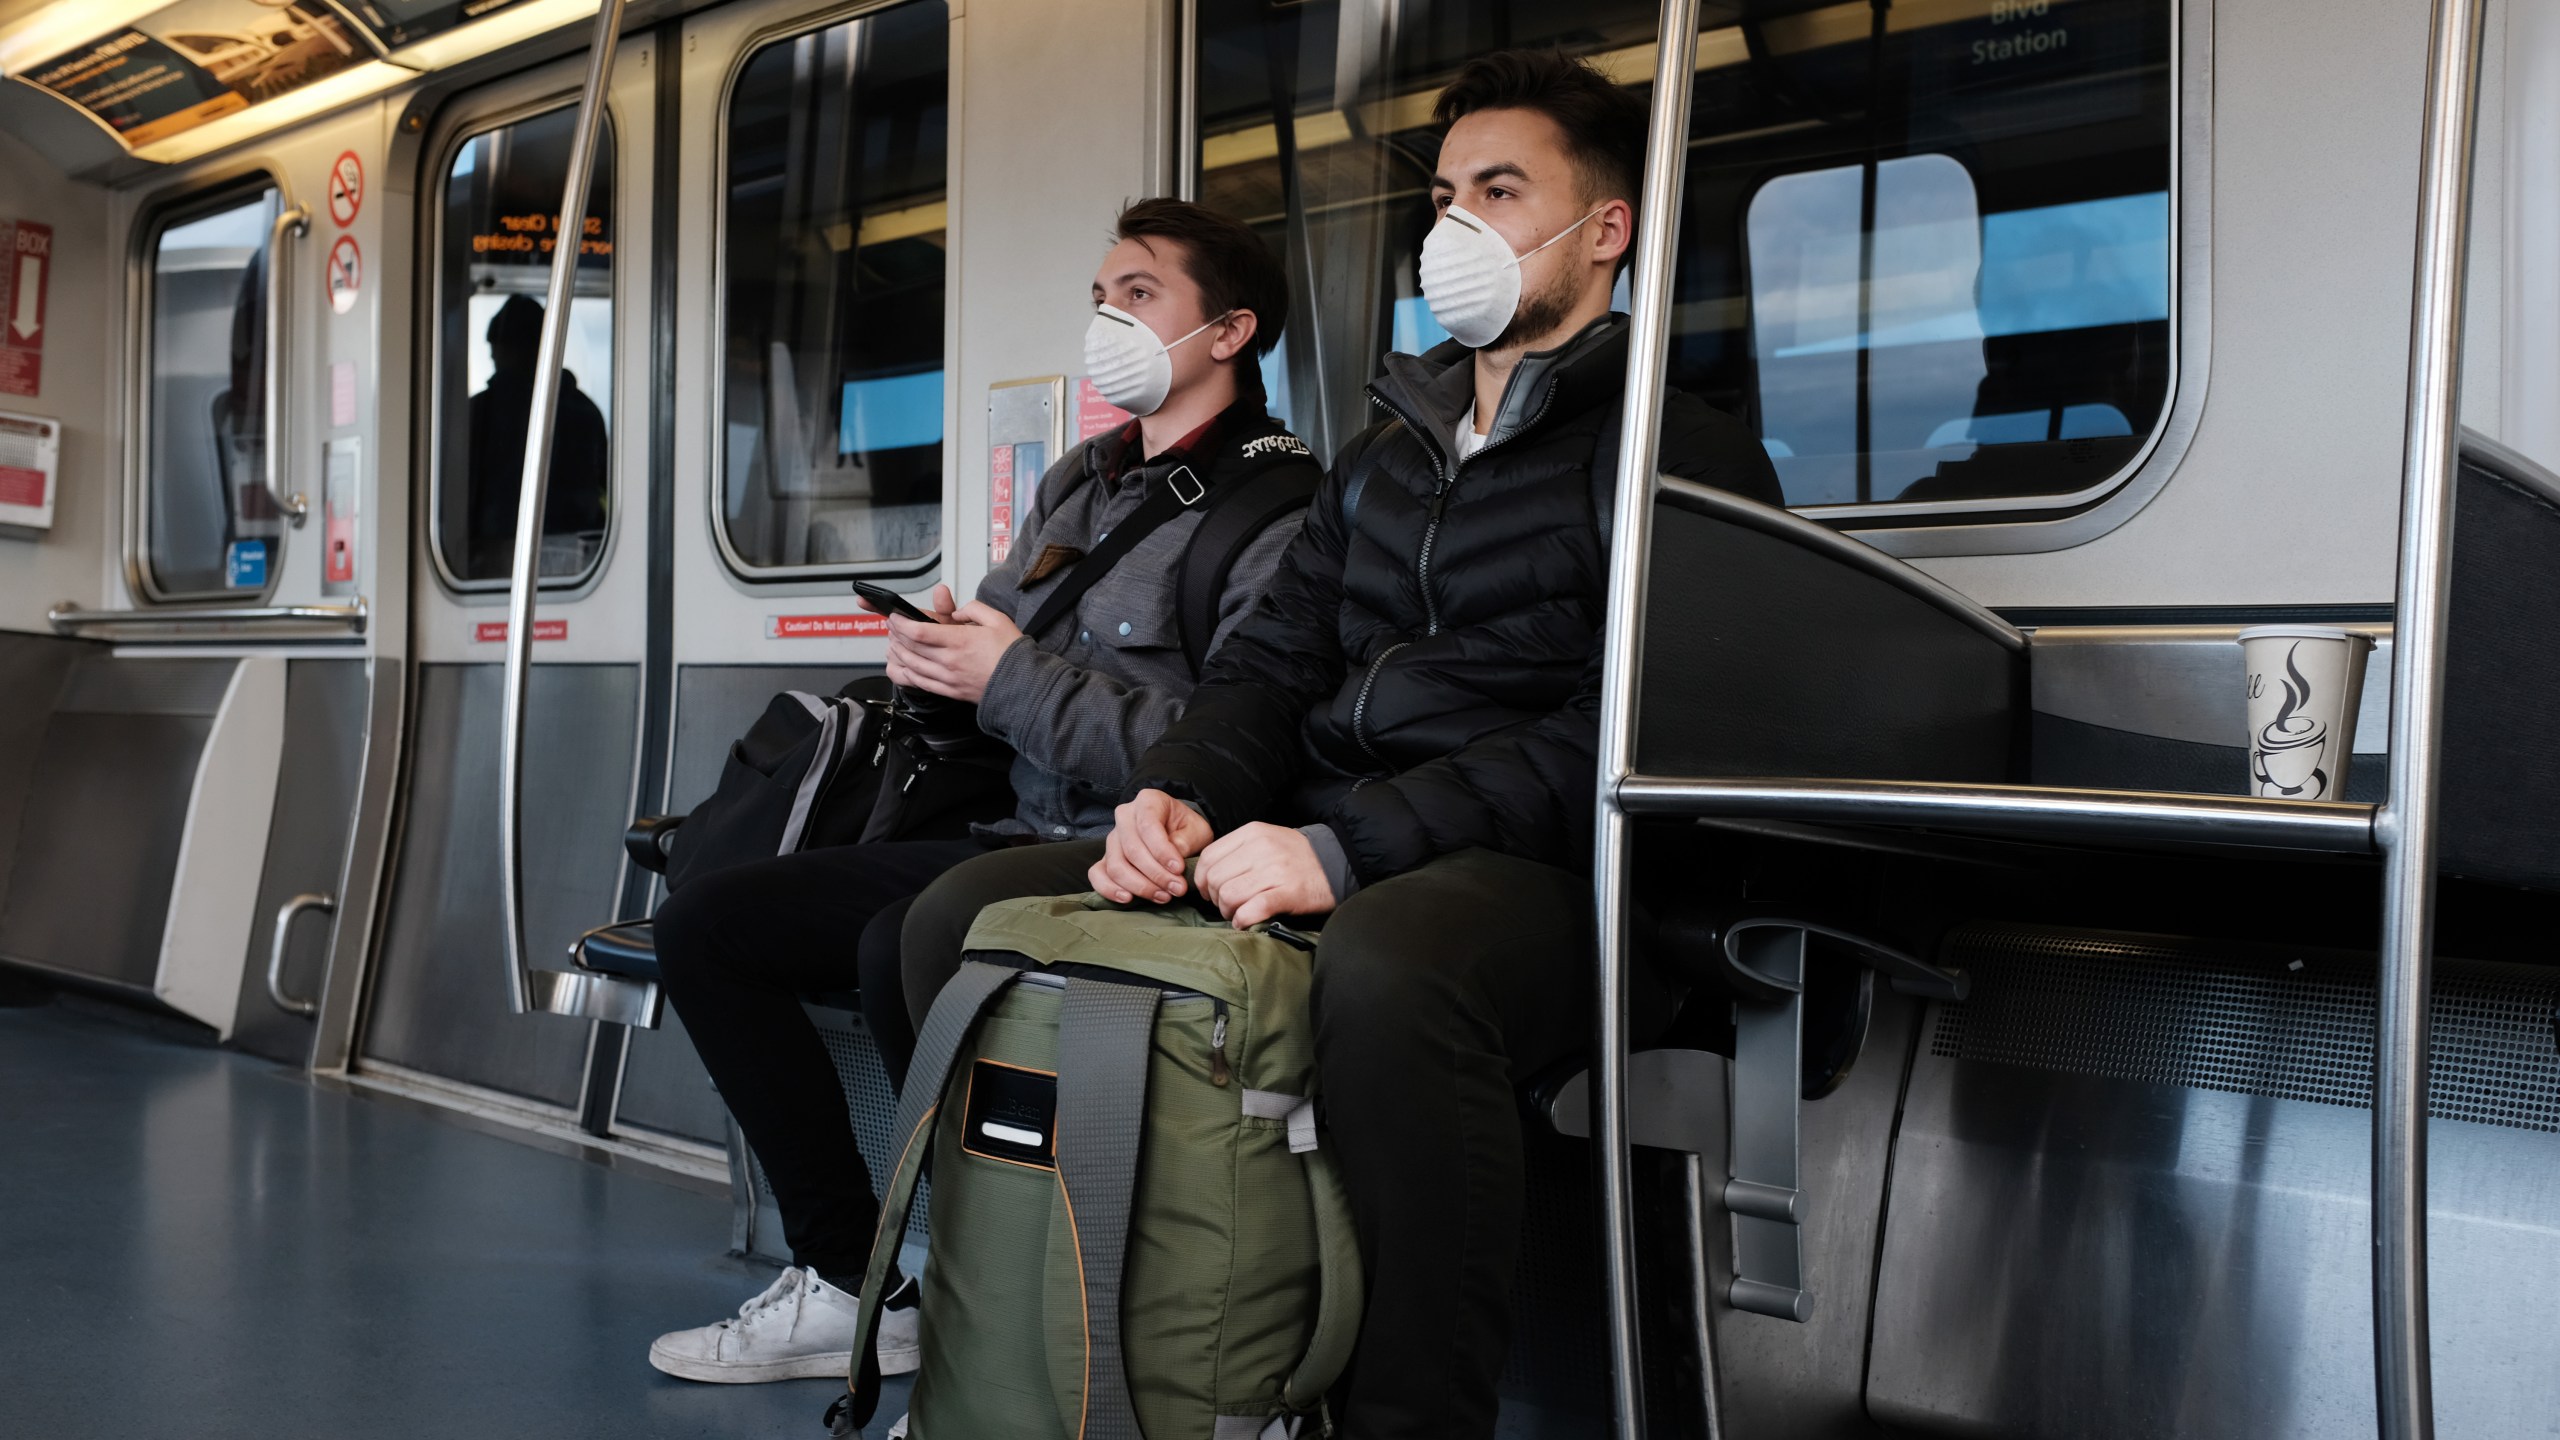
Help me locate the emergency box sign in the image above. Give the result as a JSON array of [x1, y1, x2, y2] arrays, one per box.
[[3, 221, 50, 398], [0, 411, 59, 531], [323, 437, 360, 591]]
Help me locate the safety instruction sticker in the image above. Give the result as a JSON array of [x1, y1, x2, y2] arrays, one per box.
[[327, 151, 364, 227], [988, 442, 1015, 565], [323, 437, 359, 591], [0, 411, 59, 530], [226, 539, 269, 589], [768, 614, 890, 640], [474, 619, 568, 643], [326, 235, 361, 315], [1075, 377, 1132, 442], [2, 221, 49, 398]]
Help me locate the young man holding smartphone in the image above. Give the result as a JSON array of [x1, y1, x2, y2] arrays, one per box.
[[902, 52, 1782, 1436], [645, 199, 1313, 1385]]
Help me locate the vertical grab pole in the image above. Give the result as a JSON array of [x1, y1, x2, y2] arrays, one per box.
[[499, 0, 628, 1013], [2374, 0, 2487, 1431], [1593, 6, 1702, 1438]]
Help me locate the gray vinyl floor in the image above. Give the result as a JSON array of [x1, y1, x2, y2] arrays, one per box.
[[0, 997, 904, 1439]]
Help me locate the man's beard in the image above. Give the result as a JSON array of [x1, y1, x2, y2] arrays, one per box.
[[1487, 254, 1583, 353]]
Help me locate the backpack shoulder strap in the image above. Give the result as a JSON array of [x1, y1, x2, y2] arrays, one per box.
[[1020, 464, 1206, 639], [1052, 976, 1163, 1440], [830, 959, 1023, 1438], [1174, 454, 1321, 674]]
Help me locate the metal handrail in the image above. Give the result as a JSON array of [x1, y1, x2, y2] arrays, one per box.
[[1593, 1, 1703, 1435], [498, 0, 643, 1023], [48, 599, 368, 635], [1617, 777, 2378, 855], [2375, 0, 2489, 1432], [266, 893, 335, 1018], [264, 202, 312, 526]]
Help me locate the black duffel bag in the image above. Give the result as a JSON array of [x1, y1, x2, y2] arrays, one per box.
[[660, 675, 1015, 893]]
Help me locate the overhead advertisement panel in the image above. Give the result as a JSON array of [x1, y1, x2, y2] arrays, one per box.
[[18, 1, 376, 150], [339, 0, 538, 51]]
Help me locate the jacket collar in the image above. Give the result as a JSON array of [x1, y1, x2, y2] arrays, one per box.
[[1084, 390, 1289, 492], [1369, 312, 1631, 465]]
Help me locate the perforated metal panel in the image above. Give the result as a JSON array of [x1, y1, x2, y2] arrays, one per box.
[[737, 1003, 930, 1247], [1932, 924, 2560, 1132]]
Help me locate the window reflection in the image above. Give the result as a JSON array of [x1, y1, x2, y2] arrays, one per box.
[[720, 0, 949, 573], [435, 107, 615, 585], [146, 188, 280, 596], [1193, 0, 2175, 517]]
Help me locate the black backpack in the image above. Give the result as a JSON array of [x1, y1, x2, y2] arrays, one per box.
[[661, 677, 1014, 893], [662, 444, 1321, 891]]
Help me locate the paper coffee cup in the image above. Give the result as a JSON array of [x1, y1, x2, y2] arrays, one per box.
[[2239, 626, 2373, 802]]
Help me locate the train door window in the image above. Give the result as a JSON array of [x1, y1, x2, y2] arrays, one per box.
[[432, 105, 618, 588], [142, 185, 282, 599], [1192, 0, 2175, 524], [716, 0, 950, 576]]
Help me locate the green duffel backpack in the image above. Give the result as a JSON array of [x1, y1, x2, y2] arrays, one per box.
[[827, 893, 1363, 1440]]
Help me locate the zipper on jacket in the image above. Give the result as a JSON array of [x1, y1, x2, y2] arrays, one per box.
[[1369, 369, 1564, 638], [1350, 641, 1410, 761], [1208, 1000, 1231, 1087]]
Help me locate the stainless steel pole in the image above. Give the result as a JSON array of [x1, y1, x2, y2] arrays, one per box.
[[2373, 0, 2486, 1430], [500, 0, 627, 1013], [1594, 10, 1702, 1438]]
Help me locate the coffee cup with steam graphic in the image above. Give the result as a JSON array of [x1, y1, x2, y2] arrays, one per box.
[[2238, 626, 2375, 801]]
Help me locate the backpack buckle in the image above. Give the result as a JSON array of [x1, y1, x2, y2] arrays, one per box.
[[1168, 465, 1207, 506]]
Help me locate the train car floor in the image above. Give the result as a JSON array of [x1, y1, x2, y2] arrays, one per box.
[[0, 997, 908, 1439]]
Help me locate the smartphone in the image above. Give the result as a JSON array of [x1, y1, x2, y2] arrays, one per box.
[[852, 581, 937, 623]]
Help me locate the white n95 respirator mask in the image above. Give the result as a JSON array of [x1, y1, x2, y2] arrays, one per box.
[[1417, 203, 1604, 349], [1082, 303, 1231, 417]]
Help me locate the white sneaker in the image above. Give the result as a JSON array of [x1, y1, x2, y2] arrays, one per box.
[[887, 1416, 908, 1438], [649, 1267, 920, 1383]]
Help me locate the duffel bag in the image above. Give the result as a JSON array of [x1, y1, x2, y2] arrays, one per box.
[[828, 892, 1362, 1440]]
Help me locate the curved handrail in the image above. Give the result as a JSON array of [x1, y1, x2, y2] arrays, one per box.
[[499, 0, 635, 1018], [264, 202, 312, 527], [1592, 2, 1704, 1436]]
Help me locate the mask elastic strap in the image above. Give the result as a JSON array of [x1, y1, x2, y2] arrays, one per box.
[[1513, 204, 1610, 265], [1161, 308, 1238, 355]]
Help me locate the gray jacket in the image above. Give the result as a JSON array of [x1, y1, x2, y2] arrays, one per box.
[[963, 409, 1308, 840]]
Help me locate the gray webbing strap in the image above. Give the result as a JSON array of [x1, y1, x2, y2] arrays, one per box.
[[839, 959, 1021, 1434], [1055, 976, 1161, 1440]]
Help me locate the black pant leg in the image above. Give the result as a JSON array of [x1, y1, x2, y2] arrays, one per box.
[[653, 838, 985, 1287], [857, 894, 921, 1091], [1308, 849, 1593, 1440], [898, 839, 1107, 1035]]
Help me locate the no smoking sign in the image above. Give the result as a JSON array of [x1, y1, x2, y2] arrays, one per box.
[[326, 235, 362, 315], [327, 151, 364, 227]]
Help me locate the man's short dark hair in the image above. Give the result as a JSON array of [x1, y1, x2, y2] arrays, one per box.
[[1113, 198, 1290, 359], [1433, 49, 1649, 219]]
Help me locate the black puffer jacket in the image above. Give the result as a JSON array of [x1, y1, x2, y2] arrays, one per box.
[[1128, 313, 1784, 885]]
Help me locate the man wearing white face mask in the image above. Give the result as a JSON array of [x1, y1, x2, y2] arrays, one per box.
[[646, 199, 1313, 1387], [902, 51, 1782, 1437]]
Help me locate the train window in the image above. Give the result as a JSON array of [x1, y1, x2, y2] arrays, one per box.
[[1194, 0, 2175, 522], [432, 106, 617, 588], [716, 0, 950, 576], [142, 185, 283, 598]]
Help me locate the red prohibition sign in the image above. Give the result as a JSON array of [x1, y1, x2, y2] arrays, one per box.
[[326, 235, 362, 315], [327, 151, 364, 227]]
